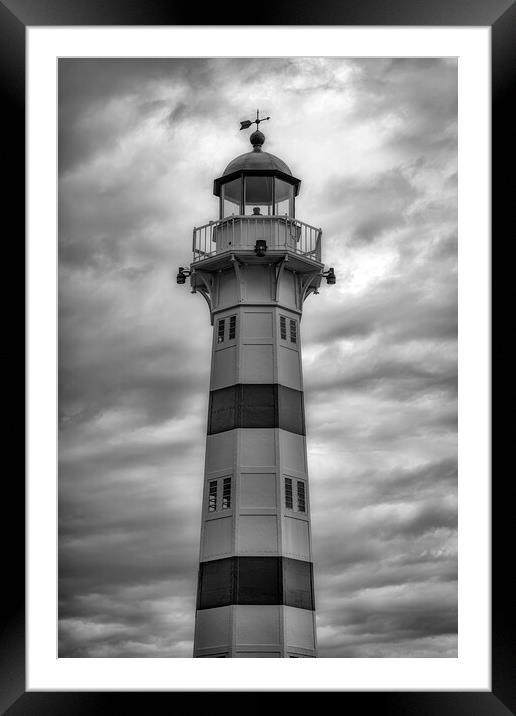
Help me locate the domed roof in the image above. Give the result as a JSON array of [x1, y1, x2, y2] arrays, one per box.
[[222, 150, 292, 177], [213, 127, 301, 198], [222, 129, 292, 176]]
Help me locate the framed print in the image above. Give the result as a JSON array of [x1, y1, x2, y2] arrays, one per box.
[[9, 0, 513, 711]]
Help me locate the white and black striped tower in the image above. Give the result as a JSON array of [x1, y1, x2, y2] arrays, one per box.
[[177, 112, 335, 658]]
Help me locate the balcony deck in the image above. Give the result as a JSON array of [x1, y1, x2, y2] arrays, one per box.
[[192, 215, 322, 264]]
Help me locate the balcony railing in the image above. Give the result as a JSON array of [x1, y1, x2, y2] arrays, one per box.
[[192, 215, 322, 263]]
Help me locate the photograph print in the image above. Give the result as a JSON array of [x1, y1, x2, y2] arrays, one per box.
[[58, 57, 458, 658]]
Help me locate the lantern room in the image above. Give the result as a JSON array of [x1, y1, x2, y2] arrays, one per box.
[[213, 130, 301, 219], [190, 117, 323, 263]]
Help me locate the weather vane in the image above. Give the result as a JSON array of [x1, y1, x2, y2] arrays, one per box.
[[239, 109, 270, 131]]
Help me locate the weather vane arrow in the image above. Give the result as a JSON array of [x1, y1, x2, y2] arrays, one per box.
[[240, 109, 270, 130]]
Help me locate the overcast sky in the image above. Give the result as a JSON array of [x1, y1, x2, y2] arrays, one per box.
[[58, 57, 458, 658]]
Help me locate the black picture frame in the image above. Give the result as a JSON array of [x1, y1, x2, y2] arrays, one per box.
[[9, 0, 513, 712]]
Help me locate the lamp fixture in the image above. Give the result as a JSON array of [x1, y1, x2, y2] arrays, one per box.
[[254, 239, 267, 257], [322, 267, 336, 285], [176, 266, 192, 284]]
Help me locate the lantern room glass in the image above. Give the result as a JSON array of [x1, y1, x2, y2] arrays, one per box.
[[274, 178, 294, 217], [221, 178, 242, 218], [244, 176, 274, 215], [219, 175, 296, 219]]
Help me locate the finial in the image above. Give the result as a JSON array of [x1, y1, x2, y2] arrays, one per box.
[[239, 109, 270, 151]]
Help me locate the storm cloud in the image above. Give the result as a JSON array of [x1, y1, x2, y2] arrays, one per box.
[[58, 57, 457, 658]]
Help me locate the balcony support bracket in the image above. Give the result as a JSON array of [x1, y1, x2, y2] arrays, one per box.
[[273, 254, 288, 302]]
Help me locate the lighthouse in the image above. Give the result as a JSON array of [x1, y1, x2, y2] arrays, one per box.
[[177, 112, 335, 658]]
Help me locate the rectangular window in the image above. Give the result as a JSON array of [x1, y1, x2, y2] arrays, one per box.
[[229, 315, 236, 340], [285, 478, 293, 510], [297, 481, 306, 512], [274, 178, 294, 217], [221, 177, 242, 218], [217, 319, 225, 344], [222, 477, 232, 510], [289, 319, 297, 343], [280, 315, 287, 340], [244, 176, 274, 215], [208, 481, 217, 512]]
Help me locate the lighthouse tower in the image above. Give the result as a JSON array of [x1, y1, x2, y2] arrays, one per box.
[[177, 113, 335, 658]]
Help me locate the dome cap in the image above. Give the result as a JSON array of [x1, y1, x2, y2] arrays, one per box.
[[213, 111, 301, 197]]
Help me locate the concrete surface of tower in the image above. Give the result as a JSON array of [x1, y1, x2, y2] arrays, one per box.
[[177, 113, 335, 658]]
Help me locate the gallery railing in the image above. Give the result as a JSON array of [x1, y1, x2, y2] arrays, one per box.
[[192, 216, 322, 263]]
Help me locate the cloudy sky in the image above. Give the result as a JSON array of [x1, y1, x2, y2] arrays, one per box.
[[58, 57, 457, 658]]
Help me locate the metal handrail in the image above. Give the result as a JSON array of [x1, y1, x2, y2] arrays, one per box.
[[192, 215, 322, 263]]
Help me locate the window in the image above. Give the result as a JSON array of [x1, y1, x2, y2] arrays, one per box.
[[229, 315, 236, 340], [217, 319, 225, 344], [221, 177, 242, 218], [207, 477, 232, 513], [289, 319, 297, 344], [217, 316, 236, 344], [222, 477, 232, 510], [208, 481, 217, 512], [285, 478, 293, 510], [274, 178, 294, 217], [297, 481, 306, 512], [280, 315, 297, 343], [244, 176, 274, 216], [280, 315, 287, 340], [285, 478, 307, 512]]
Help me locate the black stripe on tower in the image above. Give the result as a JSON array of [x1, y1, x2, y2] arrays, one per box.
[[207, 384, 305, 435], [196, 556, 315, 611]]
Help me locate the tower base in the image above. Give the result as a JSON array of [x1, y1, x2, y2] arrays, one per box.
[[193, 605, 317, 658]]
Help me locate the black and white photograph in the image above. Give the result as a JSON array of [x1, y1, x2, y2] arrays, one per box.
[[58, 56, 458, 659]]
